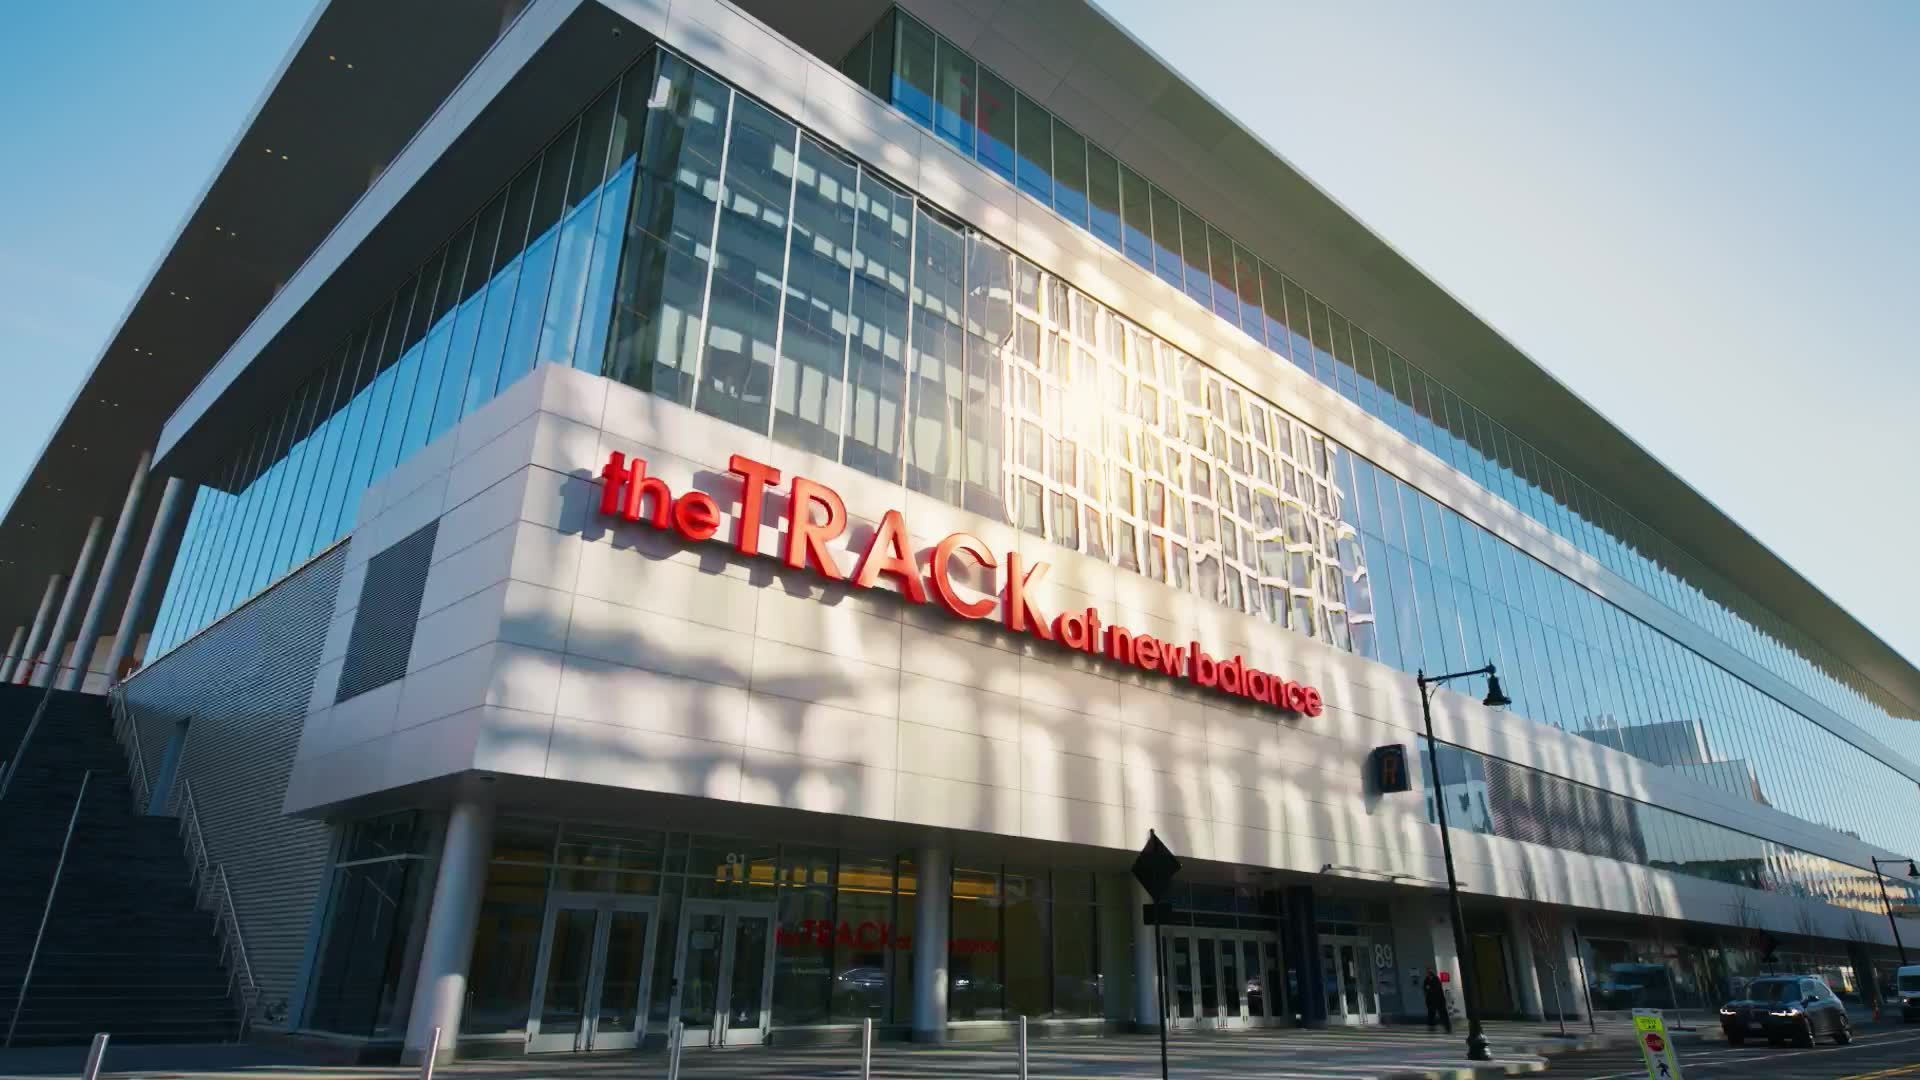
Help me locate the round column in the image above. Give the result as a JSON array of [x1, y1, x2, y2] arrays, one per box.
[[911, 837, 950, 1042], [401, 791, 495, 1066], [103, 475, 186, 683], [13, 575, 62, 685], [62, 452, 152, 690], [31, 516, 104, 688]]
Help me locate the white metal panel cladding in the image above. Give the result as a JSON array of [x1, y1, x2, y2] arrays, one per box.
[[336, 521, 437, 703], [119, 542, 347, 1027]]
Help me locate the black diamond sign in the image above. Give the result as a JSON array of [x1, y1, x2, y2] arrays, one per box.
[[1131, 829, 1182, 903]]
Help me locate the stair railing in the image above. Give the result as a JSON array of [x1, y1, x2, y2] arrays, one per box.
[[106, 687, 150, 812], [176, 778, 259, 1042], [4, 771, 90, 1048]]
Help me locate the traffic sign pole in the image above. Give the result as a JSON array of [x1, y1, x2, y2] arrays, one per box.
[[1132, 830, 1182, 1080]]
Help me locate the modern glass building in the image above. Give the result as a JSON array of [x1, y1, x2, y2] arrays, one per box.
[[4, 0, 1916, 1062]]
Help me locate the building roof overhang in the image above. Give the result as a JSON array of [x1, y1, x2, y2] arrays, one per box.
[[0, 0, 526, 637]]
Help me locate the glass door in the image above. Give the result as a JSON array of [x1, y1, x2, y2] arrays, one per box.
[[526, 893, 658, 1052], [672, 900, 774, 1047], [1319, 934, 1381, 1025]]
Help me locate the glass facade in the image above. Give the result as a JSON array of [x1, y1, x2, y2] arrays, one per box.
[[839, 9, 1920, 770], [153, 45, 1917, 894], [145, 76, 640, 657], [1421, 738, 1920, 914], [313, 816, 1123, 1038]]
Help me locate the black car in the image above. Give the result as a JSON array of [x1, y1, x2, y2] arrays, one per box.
[[1718, 975, 1851, 1047]]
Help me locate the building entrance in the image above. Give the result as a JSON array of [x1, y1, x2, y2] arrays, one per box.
[[670, 899, 775, 1047], [525, 893, 658, 1052], [1159, 928, 1287, 1029], [1318, 933, 1382, 1024]]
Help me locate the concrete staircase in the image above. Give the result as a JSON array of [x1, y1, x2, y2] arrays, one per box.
[[0, 683, 240, 1045]]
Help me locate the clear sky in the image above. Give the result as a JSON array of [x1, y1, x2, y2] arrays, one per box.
[[0, 2, 1914, 669]]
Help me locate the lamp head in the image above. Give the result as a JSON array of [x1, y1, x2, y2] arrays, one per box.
[[1482, 672, 1512, 709]]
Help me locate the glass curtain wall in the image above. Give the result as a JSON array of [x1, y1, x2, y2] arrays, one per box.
[[838, 8, 1920, 761], [1420, 738, 1920, 914], [312, 816, 1116, 1039], [306, 813, 435, 1037], [1337, 450, 1920, 853], [150, 46, 1920, 866], [146, 71, 642, 657]]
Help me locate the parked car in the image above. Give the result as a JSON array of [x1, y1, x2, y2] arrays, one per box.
[[1719, 975, 1851, 1047], [1594, 962, 1673, 1009], [1898, 964, 1920, 1022]]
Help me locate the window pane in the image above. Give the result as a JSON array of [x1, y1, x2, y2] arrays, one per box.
[[605, 56, 727, 405], [461, 158, 541, 418], [842, 168, 912, 480], [1051, 119, 1088, 227], [535, 87, 618, 373], [1015, 92, 1052, 204], [1086, 142, 1121, 250], [1206, 225, 1238, 325], [495, 119, 579, 394], [975, 67, 1016, 182], [1178, 205, 1211, 310], [773, 136, 857, 457], [696, 97, 794, 433], [1148, 184, 1182, 290], [1119, 165, 1152, 270], [891, 12, 935, 127], [428, 195, 503, 441], [906, 208, 966, 503], [931, 35, 976, 154]]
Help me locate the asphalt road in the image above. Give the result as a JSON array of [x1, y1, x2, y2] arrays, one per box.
[[1544, 1023, 1920, 1079]]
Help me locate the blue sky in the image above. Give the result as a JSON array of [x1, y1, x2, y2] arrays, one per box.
[[0, 2, 1914, 668]]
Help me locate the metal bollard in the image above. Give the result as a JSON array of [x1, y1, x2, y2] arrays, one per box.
[[419, 1025, 441, 1080], [666, 1018, 684, 1080], [1018, 1015, 1028, 1080], [80, 1032, 109, 1080], [861, 1016, 873, 1080]]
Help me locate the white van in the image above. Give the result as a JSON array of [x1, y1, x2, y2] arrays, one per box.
[[1899, 964, 1920, 1022]]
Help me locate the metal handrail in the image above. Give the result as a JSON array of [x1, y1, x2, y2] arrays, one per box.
[[176, 779, 258, 1040], [0, 663, 92, 803], [5, 771, 90, 1047], [107, 687, 150, 811]]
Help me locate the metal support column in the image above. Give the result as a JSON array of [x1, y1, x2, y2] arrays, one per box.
[[102, 474, 185, 683], [62, 452, 152, 690], [30, 517, 104, 687], [0, 626, 24, 684], [12, 575, 62, 685]]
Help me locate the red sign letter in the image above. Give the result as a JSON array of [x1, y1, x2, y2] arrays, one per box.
[[783, 476, 848, 580], [672, 491, 721, 542], [853, 509, 927, 603], [599, 451, 630, 516], [930, 533, 996, 619], [1003, 552, 1054, 641], [728, 454, 781, 556]]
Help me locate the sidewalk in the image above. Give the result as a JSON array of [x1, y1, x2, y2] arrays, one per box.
[[0, 1022, 1643, 1080]]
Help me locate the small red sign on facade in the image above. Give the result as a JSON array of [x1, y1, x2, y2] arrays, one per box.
[[598, 451, 1327, 716]]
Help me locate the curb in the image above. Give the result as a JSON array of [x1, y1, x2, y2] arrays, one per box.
[[1380, 1061, 1549, 1080]]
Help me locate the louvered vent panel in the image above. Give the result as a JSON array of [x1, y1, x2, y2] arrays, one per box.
[[336, 521, 436, 703], [120, 543, 348, 1028]]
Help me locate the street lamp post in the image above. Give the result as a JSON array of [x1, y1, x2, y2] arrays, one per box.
[[1418, 662, 1511, 1063], [1868, 856, 1918, 965]]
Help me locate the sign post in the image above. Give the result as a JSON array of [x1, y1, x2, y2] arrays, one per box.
[[1132, 830, 1182, 1080], [1633, 1009, 1684, 1080]]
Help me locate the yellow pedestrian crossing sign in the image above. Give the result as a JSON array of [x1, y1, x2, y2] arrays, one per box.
[[1633, 1009, 1684, 1079]]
